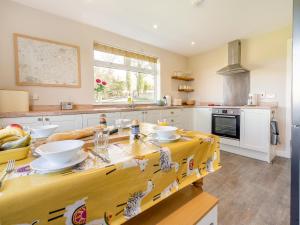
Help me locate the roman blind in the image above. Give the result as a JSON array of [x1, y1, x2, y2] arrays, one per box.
[[94, 42, 158, 63]]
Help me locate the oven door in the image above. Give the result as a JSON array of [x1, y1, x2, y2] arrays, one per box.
[[212, 114, 240, 139]]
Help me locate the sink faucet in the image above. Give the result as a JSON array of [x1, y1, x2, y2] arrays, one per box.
[[128, 92, 135, 109]]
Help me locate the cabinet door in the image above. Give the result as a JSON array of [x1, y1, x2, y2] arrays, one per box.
[[143, 110, 161, 124], [43, 115, 83, 133], [240, 109, 270, 152], [0, 117, 44, 129], [181, 108, 194, 130], [120, 111, 144, 122], [194, 108, 212, 133], [161, 109, 183, 128], [161, 109, 181, 118], [82, 112, 121, 127]]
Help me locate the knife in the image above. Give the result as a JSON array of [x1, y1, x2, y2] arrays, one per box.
[[89, 149, 111, 163]]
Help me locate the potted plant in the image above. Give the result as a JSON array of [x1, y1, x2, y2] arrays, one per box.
[[94, 79, 107, 102]]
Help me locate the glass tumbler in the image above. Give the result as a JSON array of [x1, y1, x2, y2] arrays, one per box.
[[94, 128, 109, 153]]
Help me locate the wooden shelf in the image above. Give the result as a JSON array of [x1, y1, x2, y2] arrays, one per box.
[[172, 76, 194, 81], [178, 89, 194, 92], [124, 186, 218, 225]]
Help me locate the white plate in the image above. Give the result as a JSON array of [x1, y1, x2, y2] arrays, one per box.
[[151, 134, 181, 143], [30, 150, 88, 173]]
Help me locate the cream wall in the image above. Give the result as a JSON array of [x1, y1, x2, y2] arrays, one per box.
[[0, 0, 188, 105], [188, 26, 292, 157]]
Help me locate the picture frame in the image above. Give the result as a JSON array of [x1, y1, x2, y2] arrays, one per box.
[[14, 33, 81, 88]]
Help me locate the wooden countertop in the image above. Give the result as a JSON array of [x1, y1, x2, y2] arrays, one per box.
[[0, 104, 276, 118]]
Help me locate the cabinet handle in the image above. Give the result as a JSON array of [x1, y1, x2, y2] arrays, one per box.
[[45, 118, 50, 122], [145, 112, 147, 114], [171, 119, 174, 122], [171, 111, 174, 114], [100, 114, 106, 117], [37, 118, 43, 122]]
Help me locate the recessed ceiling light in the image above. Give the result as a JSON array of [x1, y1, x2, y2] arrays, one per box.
[[153, 24, 158, 29], [191, 41, 196, 46], [191, 0, 205, 7]]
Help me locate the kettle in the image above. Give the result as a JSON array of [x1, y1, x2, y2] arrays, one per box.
[[163, 95, 172, 106]]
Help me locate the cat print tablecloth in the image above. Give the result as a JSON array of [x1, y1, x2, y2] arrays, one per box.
[[0, 130, 220, 225]]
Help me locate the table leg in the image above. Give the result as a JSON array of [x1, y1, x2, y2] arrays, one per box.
[[193, 178, 203, 191]]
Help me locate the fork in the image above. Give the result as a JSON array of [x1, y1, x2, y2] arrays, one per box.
[[0, 160, 15, 188]]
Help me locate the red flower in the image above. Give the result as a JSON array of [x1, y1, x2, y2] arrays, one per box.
[[96, 79, 101, 83], [102, 81, 107, 85]]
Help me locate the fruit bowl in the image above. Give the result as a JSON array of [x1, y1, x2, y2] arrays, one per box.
[[0, 146, 30, 164]]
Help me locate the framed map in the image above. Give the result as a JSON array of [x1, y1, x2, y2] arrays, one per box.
[[14, 33, 81, 87]]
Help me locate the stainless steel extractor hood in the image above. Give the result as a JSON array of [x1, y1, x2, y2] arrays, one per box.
[[217, 40, 249, 75]]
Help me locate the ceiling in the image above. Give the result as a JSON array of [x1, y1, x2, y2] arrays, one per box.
[[12, 0, 292, 56]]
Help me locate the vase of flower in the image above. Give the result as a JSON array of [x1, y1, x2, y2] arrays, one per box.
[[94, 78, 107, 103]]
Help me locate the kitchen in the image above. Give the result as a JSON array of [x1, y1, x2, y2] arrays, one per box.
[[0, 0, 294, 225]]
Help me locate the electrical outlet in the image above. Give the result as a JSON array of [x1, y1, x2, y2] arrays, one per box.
[[31, 93, 39, 100]]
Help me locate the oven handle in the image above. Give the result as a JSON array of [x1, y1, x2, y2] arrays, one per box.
[[212, 114, 237, 118]]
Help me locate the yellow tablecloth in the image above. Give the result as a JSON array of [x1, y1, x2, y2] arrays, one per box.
[[0, 131, 220, 225]]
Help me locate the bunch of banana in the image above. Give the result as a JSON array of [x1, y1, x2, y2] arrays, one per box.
[[0, 124, 31, 151]]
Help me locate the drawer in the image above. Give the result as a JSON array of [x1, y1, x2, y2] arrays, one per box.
[[97, 112, 121, 119], [161, 109, 182, 118], [0, 116, 44, 128], [82, 113, 121, 127], [121, 111, 143, 121]]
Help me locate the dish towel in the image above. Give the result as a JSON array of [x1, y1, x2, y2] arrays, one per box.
[[271, 120, 280, 145]]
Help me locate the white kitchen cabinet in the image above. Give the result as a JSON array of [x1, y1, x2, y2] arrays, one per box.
[[0, 116, 44, 129], [161, 109, 181, 118], [240, 109, 271, 152], [82, 112, 121, 127], [43, 115, 83, 133], [143, 110, 161, 123], [194, 108, 212, 133], [161, 109, 183, 128], [120, 111, 144, 122], [181, 108, 194, 130]]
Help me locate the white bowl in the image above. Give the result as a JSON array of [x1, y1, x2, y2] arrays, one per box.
[[115, 119, 131, 128], [31, 125, 58, 138], [36, 140, 85, 164], [154, 126, 177, 139]]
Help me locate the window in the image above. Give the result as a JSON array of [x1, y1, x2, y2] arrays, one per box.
[[94, 43, 159, 104]]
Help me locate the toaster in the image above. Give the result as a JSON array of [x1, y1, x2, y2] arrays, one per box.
[[61, 102, 73, 110]]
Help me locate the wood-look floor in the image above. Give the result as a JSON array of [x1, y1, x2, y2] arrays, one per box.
[[204, 151, 290, 225]]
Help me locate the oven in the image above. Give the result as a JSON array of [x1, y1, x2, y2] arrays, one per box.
[[211, 108, 240, 140]]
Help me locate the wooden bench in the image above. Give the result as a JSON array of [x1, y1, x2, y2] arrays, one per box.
[[124, 185, 218, 225]]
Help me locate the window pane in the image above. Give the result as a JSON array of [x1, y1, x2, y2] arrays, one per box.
[[94, 66, 155, 103], [129, 58, 154, 70], [94, 50, 125, 64]]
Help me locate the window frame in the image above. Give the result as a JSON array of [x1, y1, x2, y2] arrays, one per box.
[[93, 49, 159, 104]]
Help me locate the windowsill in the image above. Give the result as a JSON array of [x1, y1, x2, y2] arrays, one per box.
[[92, 102, 158, 107]]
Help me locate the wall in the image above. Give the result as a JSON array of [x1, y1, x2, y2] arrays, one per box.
[[188, 26, 292, 157], [0, 0, 188, 105]]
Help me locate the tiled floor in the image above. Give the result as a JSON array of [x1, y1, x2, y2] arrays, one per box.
[[204, 151, 290, 225]]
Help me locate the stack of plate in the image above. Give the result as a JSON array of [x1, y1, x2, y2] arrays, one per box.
[[30, 140, 87, 173]]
